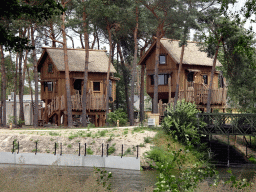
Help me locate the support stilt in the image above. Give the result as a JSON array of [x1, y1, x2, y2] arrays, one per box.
[[227, 134, 230, 167]]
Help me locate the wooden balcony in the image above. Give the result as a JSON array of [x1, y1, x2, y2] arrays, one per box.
[[47, 92, 106, 118]]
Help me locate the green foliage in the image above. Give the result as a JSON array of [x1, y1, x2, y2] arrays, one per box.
[[7, 115, 14, 125], [106, 109, 128, 126], [67, 144, 72, 148], [107, 143, 116, 155], [124, 147, 133, 156], [99, 130, 107, 137], [87, 147, 94, 155], [225, 169, 251, 190], [17, 118, 25, 127], [49, 132, 60, 136], [94, 167, 112, 191], [11, 139, 18, 153], [144, 136, 152, 143], [162, 100, 204, 146]]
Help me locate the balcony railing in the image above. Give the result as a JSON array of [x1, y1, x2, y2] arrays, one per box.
[[47, 92, 106, 118]]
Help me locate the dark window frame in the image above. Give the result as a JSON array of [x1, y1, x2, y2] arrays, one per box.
[[150, 74, 170, 85], [202, 75, 208, 84], [159, 55, 166, 65], [48, 63, 53, 73], [187, 72, 194, 82], [93, 82, 101, 91]]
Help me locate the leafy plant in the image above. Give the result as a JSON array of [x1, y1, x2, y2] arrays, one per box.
[[11, 139, 19, 152], [106, 108, 128, 126], [49, 132, 60, 136], [94, 167, 112, 191], [100, 130, 107, 137], [67, 144, 72, 148], [144, 136, 152, 143], [87, 147, 94, 155], [162, 100, 205, 146], [107, 143, 116, 155], [124, 148, 132, 156]]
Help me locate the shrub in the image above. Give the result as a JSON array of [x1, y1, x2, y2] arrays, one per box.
[[144, 136, 152, 143], [162, 100, 205, 146], [87, 147, 94, 155], [100, 130, 107, 137], [107, 143, 116, 155], [106, 109, 128, 126]]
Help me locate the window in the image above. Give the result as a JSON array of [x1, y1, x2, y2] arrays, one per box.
[[44, 82, 53, 92], [159, 55, 166, 64], [93, 82, 100, 91], [48, 63, 53, 73], [203, 75, 208, 84], [150, 74, 170, 85], [187, 72, 194, 82], [48, 82, 53, 92]]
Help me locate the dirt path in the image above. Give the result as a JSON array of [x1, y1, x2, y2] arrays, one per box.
[[0, 127, 157, 166]]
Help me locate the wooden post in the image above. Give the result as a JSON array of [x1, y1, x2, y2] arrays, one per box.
[[184, 80, 187, 102], [95, 114, 98, 127], [227, 134, 230, 167], [168, 76, 172, 103]]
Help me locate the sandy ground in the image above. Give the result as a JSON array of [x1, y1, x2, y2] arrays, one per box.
[[0, 127, 157, 165]]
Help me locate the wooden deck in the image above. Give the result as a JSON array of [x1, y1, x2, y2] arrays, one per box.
[[158, 86, 227, 116], [47, 92, 106, 118]]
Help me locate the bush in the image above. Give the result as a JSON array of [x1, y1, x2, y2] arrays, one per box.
[[106, 109, 128, 126], [162, 100, 205, 146]]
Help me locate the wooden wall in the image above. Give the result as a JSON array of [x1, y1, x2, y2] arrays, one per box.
[[39, 55, 117, 103], [145, 44, 223, 101]]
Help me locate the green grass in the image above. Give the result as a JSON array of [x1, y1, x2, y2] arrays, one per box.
[[99, 130, 108, 137], [144, 136, 152, 143], [67, 144, 72, 148], [139, 143, 145, 147], [48, 131, 61, 136], [87, 147, 94, 155], [124, 148, 132, 156], [123, 130, 128, 135], [107, 143, 116, 155]]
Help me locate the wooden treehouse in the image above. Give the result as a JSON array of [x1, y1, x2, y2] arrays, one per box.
[[138, 38, 227, 116], [37, 47, 118, 127]]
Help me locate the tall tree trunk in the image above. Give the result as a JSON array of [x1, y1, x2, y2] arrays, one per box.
[[26, 65, 34, 114], [82, 0, 89, 127], [105, 25, 112, 122], [19, 51, 25, 124], [140, 64, 145, 123], [174, 44, 185, 109], [206, 40, 221, 113], [1, 45, 6, 127], [130, 5, 139, 126], [117, 44, 131, 120], [31, 25, 38, 127], [115, 46, 119, 109], [80, 33, 84, 49], [61, 3, 73, 127], [153, 28, 161, 114], [14, 53, 18, 125]]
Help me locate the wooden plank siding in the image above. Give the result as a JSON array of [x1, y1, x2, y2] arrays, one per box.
[[140, 39, 227, 113]]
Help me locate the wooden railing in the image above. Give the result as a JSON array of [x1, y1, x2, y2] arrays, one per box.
[[47, 92, 106, 118], [178, 87, 227, 105]]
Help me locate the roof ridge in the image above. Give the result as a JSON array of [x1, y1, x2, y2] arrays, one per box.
[[42, 47, 107, 52]]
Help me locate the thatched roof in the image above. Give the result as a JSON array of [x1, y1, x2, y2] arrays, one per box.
[[38, 48, 116, 73], [138, 39, 222, 67]]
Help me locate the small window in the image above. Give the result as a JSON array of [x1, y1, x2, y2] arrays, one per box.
[[159, 55, 166, 64], [203, 75, 208, 84], [151, 74, 169, 85], [93, 82, 100, 91], [187, 72, 194, 82], [48, 82, 53, 92], [48, 63, 53, 73]]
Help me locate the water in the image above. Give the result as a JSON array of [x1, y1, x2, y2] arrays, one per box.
[[0, 164, 158, 191], [1, 163, 256, 191]]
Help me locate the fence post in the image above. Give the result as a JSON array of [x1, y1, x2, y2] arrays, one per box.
[[35, 141, 37, 155], [107, 144, 109, 157], [54, 143, 56, 155], [17, 141, 19, 154], [60, 143, 62, 156], [84, 143, 86, 156], [121, 144, 123, 158], [12, 141, 14, 154], [137, 145, 139, 159], [78, 143, 80, 156], [101, 143, 103, 157]]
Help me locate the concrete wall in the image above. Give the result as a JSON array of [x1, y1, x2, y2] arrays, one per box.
[[0, 152, 140, 170]]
